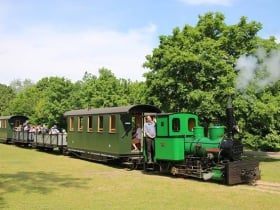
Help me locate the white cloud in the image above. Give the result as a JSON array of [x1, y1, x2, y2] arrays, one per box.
[[0, 24, 157, 85], [180, 0, 235, 6]]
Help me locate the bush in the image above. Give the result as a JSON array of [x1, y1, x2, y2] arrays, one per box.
[[259, 132, 280, 152], [241, 131, 280, 152], [241, 132, 260, 151]]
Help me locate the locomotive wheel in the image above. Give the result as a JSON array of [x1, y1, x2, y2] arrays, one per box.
[[126, 162, 137, 170], [159, 161, 171, 174]]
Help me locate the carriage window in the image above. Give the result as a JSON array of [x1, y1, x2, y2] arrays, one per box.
[[109, 115, 116, 132], [88, 116, 93, 132], [69, 117, 74, 131], [0, 120, 7, 128], [78, 116, 83, 131], [188, 118, 196, 131], [98, 115, 104, 132], [172, 118, 180, 132]]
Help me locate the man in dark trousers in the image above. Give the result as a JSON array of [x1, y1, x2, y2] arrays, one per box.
[[144, 115, 156, 163]]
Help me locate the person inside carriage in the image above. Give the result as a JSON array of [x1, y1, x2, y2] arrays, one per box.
[[131, 123, 142, 152]]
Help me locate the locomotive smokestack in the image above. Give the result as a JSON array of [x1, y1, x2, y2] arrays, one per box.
[[220, 96, 243, 161], [226, 96, 234, 139]]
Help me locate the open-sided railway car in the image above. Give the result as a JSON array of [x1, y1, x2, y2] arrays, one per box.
[[12, 130, 67, 153], [0, 115, 28, 143], [64, 104, 161, 163], [33, 133, 67, 153]]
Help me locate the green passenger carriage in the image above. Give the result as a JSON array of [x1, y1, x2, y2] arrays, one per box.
[[0, 115, 28, 143], [64, 104, 161, 162]]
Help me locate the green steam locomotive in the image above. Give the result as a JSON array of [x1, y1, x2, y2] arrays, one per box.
[[152, 98, 260, 185]]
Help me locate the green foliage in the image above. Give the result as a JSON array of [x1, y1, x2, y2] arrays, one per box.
[[6, 85, 39, 118], [144, 12, 253, 116], [3, 69, 146, 130], [144, 12, 280, 151], [261, 131, 280, 151], [78, 68, 147, 109], [5, 77, 74, 128], [236, 87, 280, 151], [34, 77, 75, 127], [0, 84, 15, 115]]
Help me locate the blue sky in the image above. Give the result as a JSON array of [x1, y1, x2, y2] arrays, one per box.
[[0, 0, 279, 85]]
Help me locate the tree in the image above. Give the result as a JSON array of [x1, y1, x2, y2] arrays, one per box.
[[78, 68, 146, 109], [34, 77, 75, 128], [233, 50, 280, 151], [125, 81, 147, 105], [6, 85, 40, 118], [143, 12, 280, 151], [5, 77, 74, 128], [144, 13, 262, 111], [0, 84, 15, 115]]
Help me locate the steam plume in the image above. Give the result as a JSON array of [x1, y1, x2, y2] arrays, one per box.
[[235, 47, 280, 92]]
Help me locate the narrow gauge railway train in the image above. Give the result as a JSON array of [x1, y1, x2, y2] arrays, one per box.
[[2, 103, 260, 185]]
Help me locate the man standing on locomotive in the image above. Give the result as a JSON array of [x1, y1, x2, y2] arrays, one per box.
[[144, 116, 156, 164]]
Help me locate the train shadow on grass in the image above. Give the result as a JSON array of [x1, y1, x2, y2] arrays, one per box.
[[0, 171, 89, 209], [140, 167, 225, 187], [13, 143, 64, 156]]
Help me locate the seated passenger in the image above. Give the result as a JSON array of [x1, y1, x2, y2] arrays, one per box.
[[29, 126, 36, 141], [16, 125, 22, 131], [131, 124, 142, 151], [23, 120, 30, 131], [49, 125, 59, 134], [41, 124, 49, 134]]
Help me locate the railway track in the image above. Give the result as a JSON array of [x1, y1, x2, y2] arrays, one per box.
[[239, 181, 280, 194], [254, 181, 280, 193]]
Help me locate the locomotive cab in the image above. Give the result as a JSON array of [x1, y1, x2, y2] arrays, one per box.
[[155, 113, 199, 161]]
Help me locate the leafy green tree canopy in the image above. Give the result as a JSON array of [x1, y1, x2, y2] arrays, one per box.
[[6, 77, 74, 129], [0, 84, 15, 115], [144, 12, 263, 119], [78, 68, 147, 109], [143, 12, 280, 151]]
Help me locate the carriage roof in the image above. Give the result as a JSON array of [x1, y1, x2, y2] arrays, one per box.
[[0, 115, 29, 120], [64, 104, 161, 116]]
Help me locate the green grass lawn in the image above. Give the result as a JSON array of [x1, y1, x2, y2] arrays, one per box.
[[1, 144, 279, 210]]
